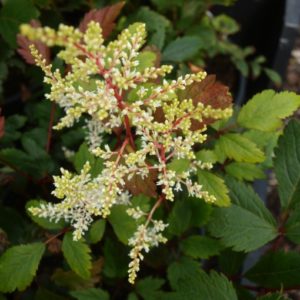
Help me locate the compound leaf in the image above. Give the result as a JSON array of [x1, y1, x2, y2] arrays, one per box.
[[197, 170, 230, 207], [162, 36, 202, 62], [225, 162, 265, 181], [215, 133, 265, 163], [180, 235, 223, 259], [62, 233, 92, 279], [167, 257, 238, 300], [245, 251, 300, 288], [0, 243, 45, 292], [208, 177, 277, 251], [274, 120, 300, 209], [238, 90, 300, 131]]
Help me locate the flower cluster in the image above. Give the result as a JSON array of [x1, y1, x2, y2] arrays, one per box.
[[128, 220, 168, 284], [22, 20, 232, 283]]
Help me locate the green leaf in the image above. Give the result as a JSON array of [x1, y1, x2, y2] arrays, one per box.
[[21, 137, 54, 174], [167, 200, 191, 236], [0, 148, 37, 174], [243, 130, 279, 167], [87, 219, 106, 244], [22, 128, 48, 149], [187, 197, 213, 227], [108, 205, 138, 244], [74, 143, 103, 177], [51, 268, 94, 290], [264, 68, 282, 86], [233, 58, 249, 77], [225, 162, 265, 181], [286, 205, 300, 244], [149, 29, 165, 50], [186, 23, 216, 51], [208, 177, 277, 251], [196, 150, 218, 164], [245, 251, 300, 288], [26, 200, 65, 230], [132, 6, 170, 49], [197, 170, 230, 206], [0, 206, 27, 243], [218, 249, 246, 276], [21, 137, 47, 160], [103, 237, 128, 278], [62, 233, 92, 279], [251, 61, 262, 78], [237, 90, 300, 131], [274, 120, 300, 209], [215, 133, 265, 163], [212, 14, 239, 35], [167, 257, 201, 291], [73, 143, 92, 169], [1, 115, 26, 144], [136, 51, 157, 72], [0, 0, 39, 47], [162, 36, 202, 62], [180, 236, 223, 259], [136, 277, 165, 300], [244, 129, 279, 148], [61, 128, 85, 148], [5, 114, 26, 130], [0, 243, 45, 292], [167, 257, 238, 300], [168, 158, 190, 174], [70, 288, 109, 300]]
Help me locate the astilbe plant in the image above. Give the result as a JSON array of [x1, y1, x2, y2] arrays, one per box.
[[20, 21, 232, 283]]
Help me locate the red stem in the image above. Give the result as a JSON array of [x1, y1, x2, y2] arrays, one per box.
[[44, 227, 70, 244], [115, 138, 129, 166], [146, 194, 165, 226], [75, 43, 135, 149]]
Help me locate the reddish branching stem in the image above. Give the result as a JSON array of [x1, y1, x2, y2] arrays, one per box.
[[75, 42, 136, 150], [44, 227, 71, 245], [146, 194, 165, 226]]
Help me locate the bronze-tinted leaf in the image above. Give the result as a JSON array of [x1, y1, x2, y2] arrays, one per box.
[[125, 168, 157, 198], [79, 2, 125, 38], [110, 143, 158, 197], [184, 75, 233, 130], [17, 20, 50, 65]]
